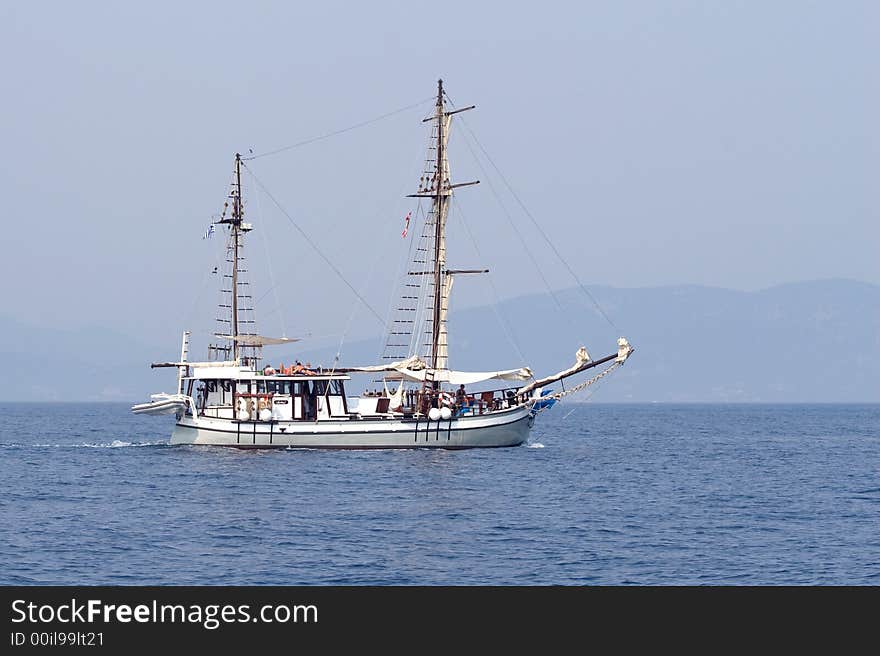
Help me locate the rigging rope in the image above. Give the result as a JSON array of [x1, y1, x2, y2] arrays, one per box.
[[380, 127, 435, 362], [242, 163, 388, 330], [531, 359, 624, 414], [454, 125, 574, 324], [450, 196, 531, 370], [325, 228, 391, 384], [243, 97, 434, 161], [458, 117, 622, 336], [328, 153, 423, 375], [403, 203, 431, 360], [183, 224, 229, 334], [248, 168, 289, 338]]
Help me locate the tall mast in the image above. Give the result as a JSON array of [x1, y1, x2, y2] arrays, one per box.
[[404, 80, 479, 388], [232, 152, 242, 364], [430, 80, 446, 378]]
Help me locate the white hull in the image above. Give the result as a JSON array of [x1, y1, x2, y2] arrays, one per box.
[[170, 404, 533, 449]]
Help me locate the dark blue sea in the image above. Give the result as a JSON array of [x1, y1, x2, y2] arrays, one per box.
[[1, 403, 877, 585]]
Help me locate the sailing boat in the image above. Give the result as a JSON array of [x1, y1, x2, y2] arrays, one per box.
[[132, 80, 634, 448]]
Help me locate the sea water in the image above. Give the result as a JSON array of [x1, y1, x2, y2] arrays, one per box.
[[1, 403, 877, 585]]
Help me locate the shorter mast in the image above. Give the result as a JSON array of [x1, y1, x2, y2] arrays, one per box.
[[231, 153, 242, 363], [215, 153, 258, 367]]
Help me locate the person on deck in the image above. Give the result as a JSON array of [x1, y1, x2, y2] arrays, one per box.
[[456, 384, 469, 409], [419, 389, 434, 415], [293, 360, 315, 376]]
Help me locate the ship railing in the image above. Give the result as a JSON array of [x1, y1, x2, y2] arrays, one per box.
[[396, 386, 528, 417]]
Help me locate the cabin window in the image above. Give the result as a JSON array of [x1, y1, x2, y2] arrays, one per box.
[[256, 380, 266, 394], [309, 380, 344, 396], [266, 380, 291, 395], [206, 380, 217, 393]]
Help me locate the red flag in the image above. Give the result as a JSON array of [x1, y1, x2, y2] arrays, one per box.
[[401, 211, 411, 238]]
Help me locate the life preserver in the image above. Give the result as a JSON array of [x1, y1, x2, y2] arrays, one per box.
[[438, 391, 455, 407]]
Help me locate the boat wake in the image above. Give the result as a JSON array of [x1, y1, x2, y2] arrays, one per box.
[[526, 441, 545, 449], [2, 440, 167, 449]]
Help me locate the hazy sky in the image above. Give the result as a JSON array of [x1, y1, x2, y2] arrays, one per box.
[[2, 1, 876, 356]]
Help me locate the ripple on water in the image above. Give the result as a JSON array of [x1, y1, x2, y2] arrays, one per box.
[[0, 402, 878, 584]]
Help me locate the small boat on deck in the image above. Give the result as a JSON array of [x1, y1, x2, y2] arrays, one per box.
[[131, 393, 189, 416]]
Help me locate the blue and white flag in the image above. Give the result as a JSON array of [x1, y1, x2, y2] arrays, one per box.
[[203, 223, 215, 239]]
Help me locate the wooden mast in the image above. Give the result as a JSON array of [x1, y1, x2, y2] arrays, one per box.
[[231, 152, 242, 364], [210, 152, 259, 367], [430, 80, 445, 383], [405, 81, 479, 390]]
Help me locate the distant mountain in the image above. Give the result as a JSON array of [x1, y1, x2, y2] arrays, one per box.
[[0, 315, 175, 402], [292, 279, 880, 403], [2, 279, 878, 402]]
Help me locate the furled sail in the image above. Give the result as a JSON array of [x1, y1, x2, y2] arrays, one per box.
[[341, 356, 531, 386], [344, 356, 426, 373], [151, 360, 239, 368], [214, 334, 300, 346], [390, 366, 532, 386], [435, 275, 453, 371]]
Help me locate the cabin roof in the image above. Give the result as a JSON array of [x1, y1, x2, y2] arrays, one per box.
[[183, 373, 350, 381]]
